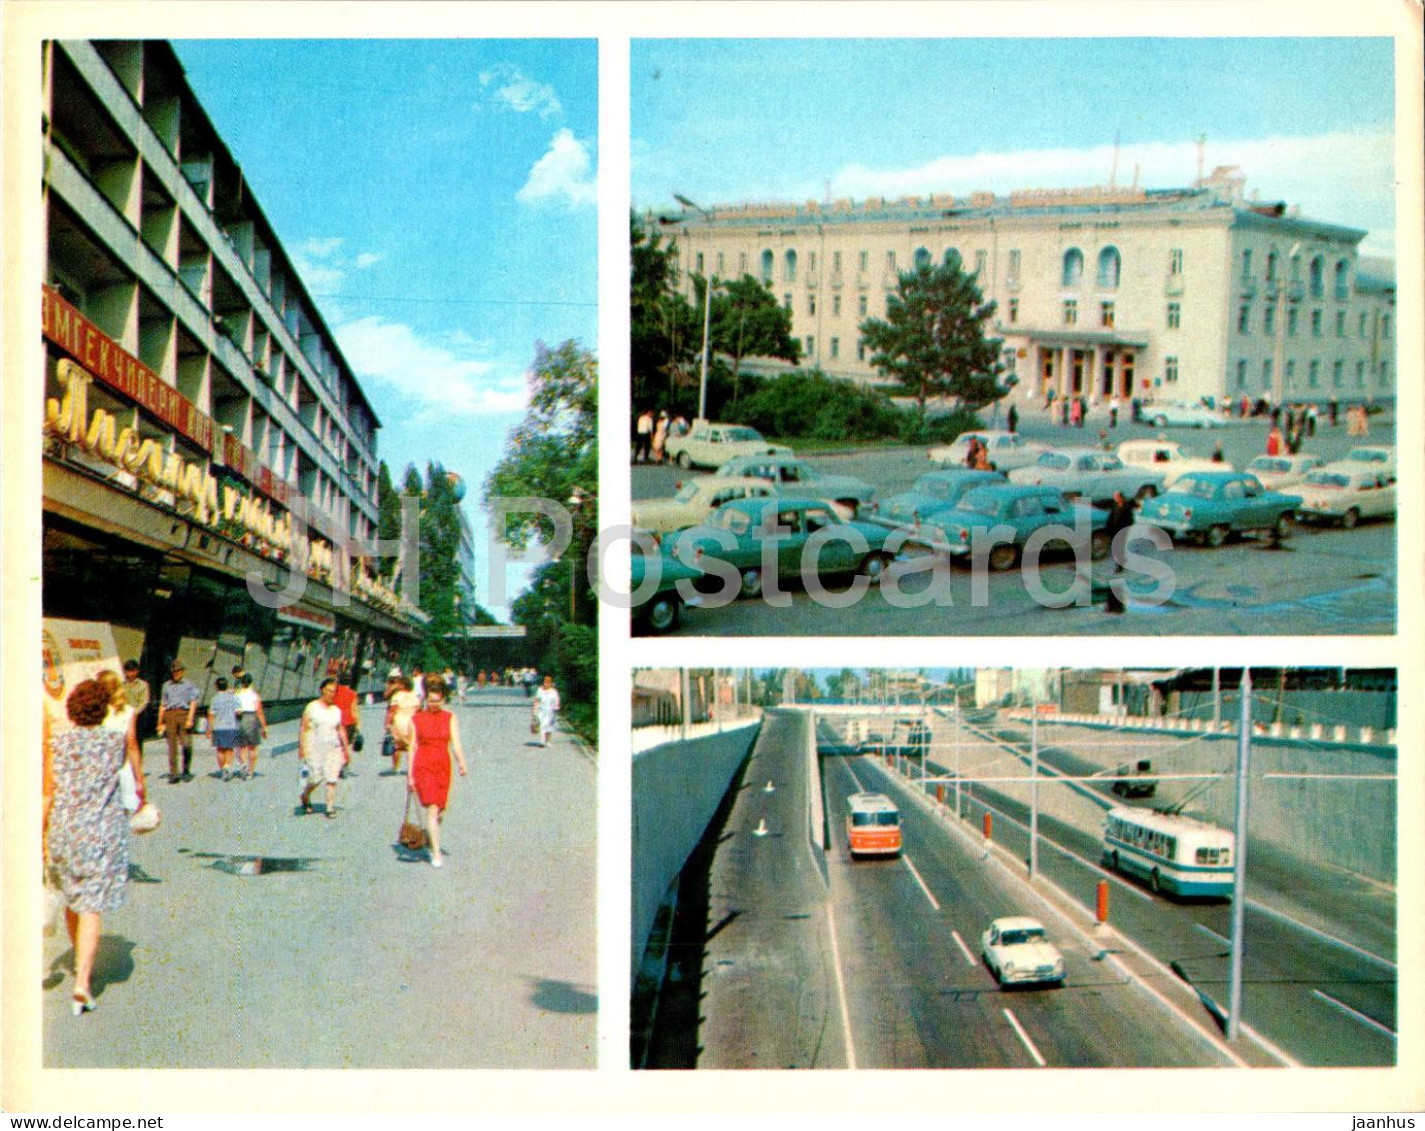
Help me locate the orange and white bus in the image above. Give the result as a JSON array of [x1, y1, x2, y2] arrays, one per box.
[[846, 792, 902, 858]]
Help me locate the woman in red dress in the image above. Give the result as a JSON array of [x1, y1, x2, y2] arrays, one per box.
[[407, 675, 468, 868]]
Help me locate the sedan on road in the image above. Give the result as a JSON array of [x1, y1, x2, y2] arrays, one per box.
[[1008, 447, 1166, 503], [866, 468, 1006, 528], [982, 917, 1066, 987], [1245, 453, 1326, 490], [1117, 438, 1226, 488], [668, 496, 897, 598], [1295, 467, 1397, 529], [1138, 471, 1301, 547], [1144, 401, 1224, 428], [664, 422, 791, 469], [714, 454, 877, 515], [632, 476, 776, 534], [631, 539, 705, 634], [927, 430, 1046, 472], [910, 484, 1109, 571], [1336, 445, 1397, 473]]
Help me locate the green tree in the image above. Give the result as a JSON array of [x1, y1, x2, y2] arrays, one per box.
[[859, 259, 1007, 420], [375, 461, 401, 581], [706, 274, 800, 408], [631, 211, 697, 410]]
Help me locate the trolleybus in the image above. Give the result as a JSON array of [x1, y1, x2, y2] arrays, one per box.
[[846, 792, 902, 858], [1101, 806, 1234, 898]]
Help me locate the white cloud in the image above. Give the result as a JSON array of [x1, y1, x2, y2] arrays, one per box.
[[517, 129, 596, 209], [335, 316, 528, 420], [479, 64, 561, 118], [354, 252, 385, 269], [301, 236, 345, 258]]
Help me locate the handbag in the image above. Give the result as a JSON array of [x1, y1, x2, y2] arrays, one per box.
[[129, 801, 162, 834], [530, 714, 540, 735], [351, 730, 365, 753], [381, 733, 396, 758], [397, 792, 428, 851], [118, 762, 141, 813]]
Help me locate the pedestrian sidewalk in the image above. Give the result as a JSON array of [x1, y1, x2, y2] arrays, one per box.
[[43, 687, 596, 1070]]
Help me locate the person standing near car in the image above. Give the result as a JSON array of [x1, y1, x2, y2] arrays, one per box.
[[157, 661, 200, 783], [1103, 490, 1137, 615]]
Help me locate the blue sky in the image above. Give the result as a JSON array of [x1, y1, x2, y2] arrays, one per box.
[[175, 39, 598, 620], [632, 38, 1396, 257]]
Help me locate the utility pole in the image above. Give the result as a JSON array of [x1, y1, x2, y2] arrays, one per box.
[[1228, 669, 1252, 1040], [1029, 706, 1040, 881]]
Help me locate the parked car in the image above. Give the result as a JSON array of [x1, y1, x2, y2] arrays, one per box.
[[1245, 453, 1326, 491], [1008, 447, 1166, 503], [1138, 471, 1301, 547], [664, 422, 791, 469], [1335, 445, 1397, 473], [1117, 438, 1225, 488], [714, 454, 876, 515], [1295, 467, 1397, 528], [866, 468, 1006, 529], [632, 476, 777, 534], [1111, 759, 1156, 799], [927, 430, 1046, 472], [668, 496, 897, 598], [981, 917, 1066, 987], [1144, 400, 1224, 428], [630, 540, 705, 635], [908, 484, 1109, 571]]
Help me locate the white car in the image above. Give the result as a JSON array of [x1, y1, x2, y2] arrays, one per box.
[[981, 917, 1066, 987], [1144, 401, 1224, 428], [1117, 439, 1225, 488], [631, 476, 776, 534], [1296, 467, 1397, 528], [928, 430, 1046, 472], [1334, 445, 1396, 474], [1245, 453, 1326, 491], [664, 423, 791, 470]]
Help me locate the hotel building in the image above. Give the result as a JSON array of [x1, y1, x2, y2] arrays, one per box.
[[659, 167, 1396, 409], [41, 40, 419, 716]]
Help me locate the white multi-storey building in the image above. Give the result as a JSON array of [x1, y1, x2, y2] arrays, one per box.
[[658, 167, 1395, 409]]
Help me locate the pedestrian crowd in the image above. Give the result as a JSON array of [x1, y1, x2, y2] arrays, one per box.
[[632, 408, 689, 463]]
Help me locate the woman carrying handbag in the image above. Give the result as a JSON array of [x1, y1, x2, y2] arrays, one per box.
[[406, 675, 468, 868]]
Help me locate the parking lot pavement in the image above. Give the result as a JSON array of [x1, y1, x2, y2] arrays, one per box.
[[41, 688, 596, 1069]]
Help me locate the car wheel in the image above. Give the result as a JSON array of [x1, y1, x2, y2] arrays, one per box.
[[1089, 531, 1111, 561], [1272, 512, 1293, 540], [1152, 414, 1168, 427], [677, 451, 693, 469], [858, 551, 893, 583], [1205, 524, 1229, 549], [642, 594, 682, 635], [1341, 507, 1360, 530], [1135, 484, 1158, 501], [987, 544, 1019, 572], [1110, 850, 1121, 874], [739, 567, 764, 598]]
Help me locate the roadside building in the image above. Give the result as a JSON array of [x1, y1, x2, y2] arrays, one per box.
[[655, 166, 1395, 409], [41, 40, 420, 719]]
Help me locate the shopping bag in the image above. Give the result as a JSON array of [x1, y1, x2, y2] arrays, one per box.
[[397, 792, 428, 851]]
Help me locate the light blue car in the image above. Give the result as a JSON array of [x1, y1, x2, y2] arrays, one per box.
[[865, 468, 1006, 529], [1139, 471, 1301, 546], [714, 454, 877, 515]]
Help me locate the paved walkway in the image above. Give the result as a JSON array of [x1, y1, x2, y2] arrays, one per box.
[[42, 687, 596, 1069]]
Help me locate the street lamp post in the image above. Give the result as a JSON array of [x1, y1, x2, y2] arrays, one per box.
[[567, 489, 587, 621], [674, 194, 714, 422]]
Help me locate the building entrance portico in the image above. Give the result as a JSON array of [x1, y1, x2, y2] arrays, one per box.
[[1023, 330, 1145, 403]]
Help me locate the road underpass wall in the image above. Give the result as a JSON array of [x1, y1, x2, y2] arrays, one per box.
[[1015, 718, 1396, 884], [631, 721, 762, 980]]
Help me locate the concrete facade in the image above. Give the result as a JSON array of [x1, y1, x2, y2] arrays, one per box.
[[656, 168, 1396, 408]]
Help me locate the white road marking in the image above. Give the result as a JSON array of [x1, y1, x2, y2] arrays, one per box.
[[825, 901, 858, 1069], [1248, 899, 1397, 971], [1311, 990, 1397, 1039], [1194, 922, 1231, 946], [1002, 1008, 1048, 1067], [950, 929, 977, 967], [901, 853, 941, 911]]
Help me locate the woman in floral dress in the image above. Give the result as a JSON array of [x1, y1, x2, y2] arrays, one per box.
[[45, 679, 130, 1016]]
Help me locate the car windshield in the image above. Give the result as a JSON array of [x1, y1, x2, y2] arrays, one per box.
[[956, 491, 1004, 519], [1251, 458, 1290, 472], [1347, 449, 1388, 463], [1175, 476, 1220, 499], [674, 482, 701, 502], [918, 477, 951, 499], [1306, 472, 1351, 488], [712, 508, 753, 535], [724, 427, 763, 442], [1040, 454, 1072, 470], [1002, 928, 1045, 946]]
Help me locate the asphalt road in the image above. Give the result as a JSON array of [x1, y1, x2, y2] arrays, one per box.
[[42, 688, 596, 1069], [831, 714, 1397, 1067], [632, 411, 1397, 636]]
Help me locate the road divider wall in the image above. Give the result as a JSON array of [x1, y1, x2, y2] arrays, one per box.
[[631, 720, 762, 981]]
